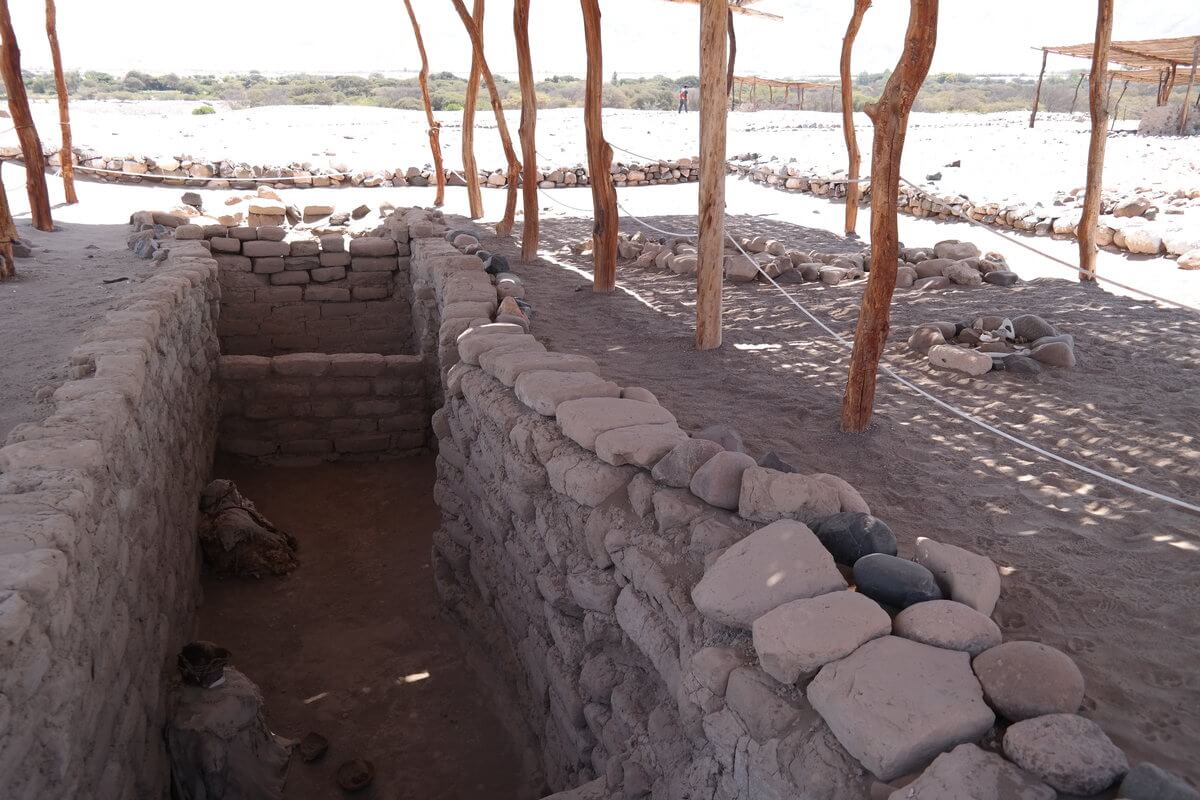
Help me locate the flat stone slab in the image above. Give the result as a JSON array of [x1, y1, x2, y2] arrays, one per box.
[[738, 467, 870, 524], [888, 743, 1055, 800], [1003, 713, 1128, 796], [458, 333, 540, 365], [485, 351, 599, 387], [914, 537, 1001, 616], [594, 424, 688, 467], [972, 641, 1084, 722], [807, 636, 995, 782], [556, 397, 677, 450], [893, 600, 1002, 657], [514, 370, 621, 416], [724, 666, 804, 742], [753, 590, 891, 684], [690, 519, 846, 629]]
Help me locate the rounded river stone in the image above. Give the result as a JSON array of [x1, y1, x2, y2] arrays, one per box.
[[973, 641, 1085, 721], [852, 553, 943, 609], [810, 512, 898, 566]]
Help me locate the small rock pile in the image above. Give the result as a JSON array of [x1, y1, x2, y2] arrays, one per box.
[[613, 231, 1021, 291], [909, 313, 1074, 376]]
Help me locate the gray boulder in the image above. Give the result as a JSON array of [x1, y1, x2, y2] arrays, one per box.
[[887, 743, 1054, 800], [689, 451, 757, 510], [914, 537, 1001, 616], [753, 590, 891, 684], [893, 600, 1002, 657], [972, 641, 1084, 721], [652, 438, 724, 488], [1003, 713, 1128, 795]]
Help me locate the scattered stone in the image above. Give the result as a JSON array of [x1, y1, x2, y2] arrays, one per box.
[[887, 743, 1055, 800], [908, 325, 946, 355], [853, 554, 943, 609], [336, 759, 376, 792], [181, 191, 202, 209], [298, 732, 329, 763], [934, 240, 982, 260], [351, 204, 371, 220], [996, 354, 1042, 375], [928, 344, 993, 376], [757, 450, 797, 473], [914, 537, 1001, 615], [1030, 341, 1075, 368], [809, 512, 897, 566], [944, 262, 983, 286], [1003, 714, 1128, 796], [1118, 762, 1200, 800], [894, 600, 1002, 657], [691, 519, 847, 629], [753, 590, 891, 683], [1011, 314, 1056, 341], [694, 423, 746, 453], [973, 641, 1085, 721], [983, 270, 1019, 286], [739, 467, 870, 524], [485, 254, 511, 275], [690, 451, 757, 510], [896, 265, 918, 288], [807, 636, 995, 782], [915, 259, 952, 278]]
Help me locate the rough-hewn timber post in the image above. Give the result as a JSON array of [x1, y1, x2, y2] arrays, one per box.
[[1029, 49, 1048, 127], [726, 9, 736, 97], [514, 0, 539, 261], [402, 0, 445, 207], [44, 0, 76, 204], [1178, 38, 1200, 134], [452, 0, 521, 236], [840, 0, 871, 236], [1110, 80, 1128, 129], [579, 0, 617, 292], [696, 0, 728, 351], [0, 161, 14, 279], [841, 0, 938, 434], [462, 0, 485, 219], [0, 1, 52, 231], [1078, 0, 1113, 282]]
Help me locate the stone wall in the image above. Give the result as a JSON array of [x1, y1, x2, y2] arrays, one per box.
[[190, 226, 415, 356], [217, 352, 429, 462], [412, 213, 1146, 800], [0, 241, 221, 799]]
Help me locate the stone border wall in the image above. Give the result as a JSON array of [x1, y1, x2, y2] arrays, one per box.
[[403, 210, 1154, 800], [0, 241, 221, 799], [217, 352, 429, 462], [155, 224, 418, 356]]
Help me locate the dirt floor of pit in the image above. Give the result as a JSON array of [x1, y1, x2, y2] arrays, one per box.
[[483, 215, 1200, 784], [198, 456, 541, 800]]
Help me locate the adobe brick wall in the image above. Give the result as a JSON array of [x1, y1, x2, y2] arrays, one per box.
[[217, 352, 428, 461], [0, 241, 221, 799], [192, 225, 414, 356]]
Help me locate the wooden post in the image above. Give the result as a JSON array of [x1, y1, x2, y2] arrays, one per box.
[[44, 0, 76, 205], [579, 0, 617, 292], [462, 0, 485, 219], [402, 0, 446, 207], [1029, 49, 1048, 128], [840, 0, 871, 236], [841, 0, 938, 434], [452, 0, 521, 236], [1110, 80, 1128, 130], [514, 0, 539, 262], [0, 161, 15, 280], [726, 9, 736, 97], [1104, 74, 1115, 114], [0, 1, 52, 231], [696, 0, 727, 351], [800, 87, 805, 110], [1070, 72, 1086, 113], [1078, 0, 1113, 283], [1178, 38, 1200, 135]]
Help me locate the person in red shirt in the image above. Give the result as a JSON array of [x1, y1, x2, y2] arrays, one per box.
[[678, 86, 689, 113]]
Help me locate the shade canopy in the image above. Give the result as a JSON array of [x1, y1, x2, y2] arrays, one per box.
[[1044, 35, 1199, 70]]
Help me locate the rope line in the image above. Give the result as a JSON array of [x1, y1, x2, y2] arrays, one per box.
[[608, 188, 1200, 516]]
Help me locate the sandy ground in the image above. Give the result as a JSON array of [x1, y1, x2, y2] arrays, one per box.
[[199, 456, 538, 799], [478, 214, 1200, 783]]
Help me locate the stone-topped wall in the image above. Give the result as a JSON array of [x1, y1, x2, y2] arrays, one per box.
[[189, 227, 415, 356], [407, 212, 1154, 800], [217, 352, 428, 462], [0, 241, 221, 799]]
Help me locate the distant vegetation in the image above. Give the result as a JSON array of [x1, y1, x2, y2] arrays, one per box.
[[12, 69, 1163, 119]]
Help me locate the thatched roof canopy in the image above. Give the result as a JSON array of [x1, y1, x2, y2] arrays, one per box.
[[1044, 35, 1199, 69], [660, 0, 783, 21]]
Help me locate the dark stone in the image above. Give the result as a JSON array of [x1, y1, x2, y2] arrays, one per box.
[[408, 175, 429, 187], [997, 355, 1042, 375], [956, 328, 983, 346], [485, 254, 511, 275], [285, 205, 301, 225], [513, 298, 533, 318], [475, 250, 492, 262], [336, 759, 375, 792], [983, 270, 1019, 286], [776, 268, 806, 284], [351, 204, 371, 220], [1012, 314, 1057, 342], [1118, 763, 1199, 800], [177, 641, 230, 688], [298, 732, 329, 763], [695, 424, 746, 454], [811, 512, 898, 566], [181, 191, 203, 209], [853, 553, 943, 609], [757, 451, 797, 473]]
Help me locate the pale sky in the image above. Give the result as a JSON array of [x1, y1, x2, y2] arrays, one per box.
[[9, 1, 1200, 80]]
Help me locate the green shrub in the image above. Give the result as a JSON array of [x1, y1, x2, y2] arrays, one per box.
[[192, 104, 216, 115]]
